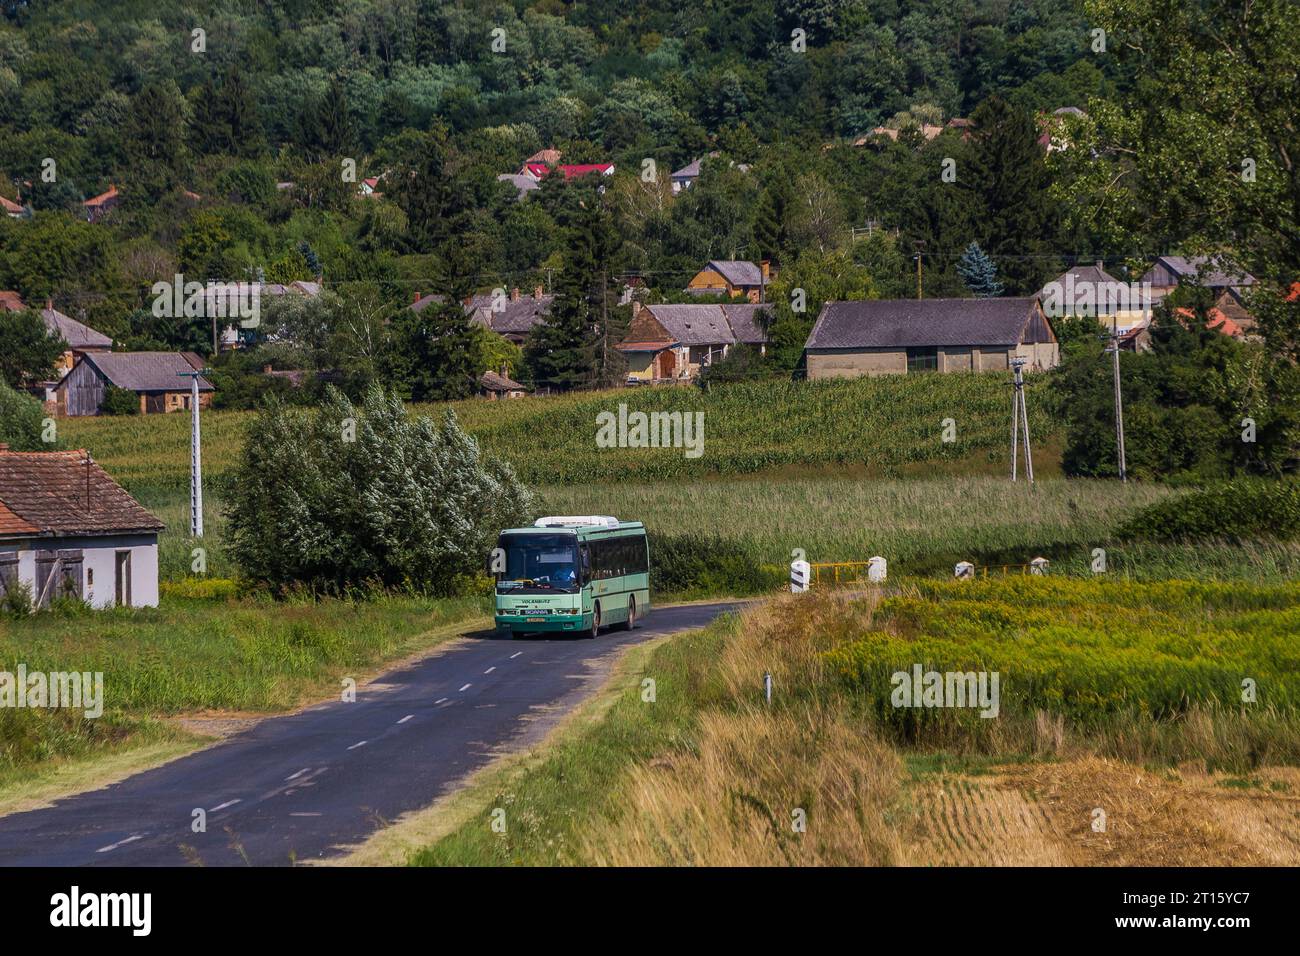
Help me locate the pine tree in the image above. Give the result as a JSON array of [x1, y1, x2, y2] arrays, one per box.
[[957, 241, 1004, 297], [965, 97, 1058, 293]]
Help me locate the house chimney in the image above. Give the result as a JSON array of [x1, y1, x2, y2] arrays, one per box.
[[412, 291, 421, 304], [534, 284, 544, 299], [631, 301, 643, 320], [45, 297, 53, 311], [511, 287, 521, 302], [263, 364, 273, 374]]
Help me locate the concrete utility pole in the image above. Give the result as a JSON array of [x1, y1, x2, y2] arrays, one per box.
[[1106, 318, 1128, 482], [1010, 357, 1034, 484], [178, 369, 207, 537]]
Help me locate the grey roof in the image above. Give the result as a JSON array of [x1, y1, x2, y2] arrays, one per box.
[[497, 174, 540, 198], [1040, 265, 1152, 314], [719, 304, 772, 344], [41, 307, 112, 350], [638, 303, 773, 347], [671, 159, 702, 180], [1153, 256, 1256, 288], [468, 294, 554, 335], [480, 370, 526, 391], [706, 260, 764, 288], [806, 298, 1044, 350], [80, 352, 214, 392]]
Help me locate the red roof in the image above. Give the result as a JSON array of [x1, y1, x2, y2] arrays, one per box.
[[83, 184, 119, 207], [0, 290, 25, 312], [559, 163, 613, 180], [523, 163, 613, 181], [1175, 306, 1243, 337], [1287, 282, 1300, 302], [0, 195, 23, 214]]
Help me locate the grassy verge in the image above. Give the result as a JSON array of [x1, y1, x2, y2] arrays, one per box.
[[0, 592, 489, 796], [414, 579, 1300, 866]]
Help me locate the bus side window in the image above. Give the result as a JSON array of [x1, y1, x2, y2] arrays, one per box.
[[580, 545, 592, 582]]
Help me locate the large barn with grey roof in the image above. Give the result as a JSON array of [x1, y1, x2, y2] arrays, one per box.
[[804, 297, 1058, 379]]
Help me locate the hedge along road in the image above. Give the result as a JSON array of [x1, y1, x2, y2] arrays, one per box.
[[0, 601, 742, 867]]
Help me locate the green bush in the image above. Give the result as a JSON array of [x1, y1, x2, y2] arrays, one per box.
[[224, 385, 533, 594], [0, 380, 47, 449], [649, 532, 782, 596], [1118, 479, 1300, 541], [101, 385, 140, 416]]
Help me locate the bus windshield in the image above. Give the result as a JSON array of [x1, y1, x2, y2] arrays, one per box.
[[496, 533, 582, 593]]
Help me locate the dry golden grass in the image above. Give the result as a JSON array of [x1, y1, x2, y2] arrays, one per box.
[[581, 706, 904, 866]]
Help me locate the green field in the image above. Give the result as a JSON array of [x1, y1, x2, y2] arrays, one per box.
[[55, 376, 1300, 588], [413, 579, 1300, 866], [59, 374, 1062, 494]]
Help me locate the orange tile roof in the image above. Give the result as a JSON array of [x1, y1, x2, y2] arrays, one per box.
[[0, 449, 163, 537]]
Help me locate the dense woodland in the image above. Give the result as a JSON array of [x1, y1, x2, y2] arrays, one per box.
[[0, 0, 1296, 476]]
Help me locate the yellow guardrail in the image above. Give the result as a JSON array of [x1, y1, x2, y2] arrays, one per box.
[[810, 561, 875, 586]]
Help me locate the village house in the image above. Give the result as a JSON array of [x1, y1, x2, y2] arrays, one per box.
[[1141, 255, 1256, 299], [670, 158, 702, 192], [803, 297, 1059, 379], [1138, 254, 1259, 334], [1, 195, 24, 218], [617, 302, 771, 383], [1039, 262, 1151, 330], [0, 446, 162, 609], [82, 184, 121, 222], [0, 292, 114, 372], [56, 352, 213, 416], [478, 369, 528, 400], [684, 260, 773, 302], [520, 162, 614, 182], [496, 173, 540, 200]]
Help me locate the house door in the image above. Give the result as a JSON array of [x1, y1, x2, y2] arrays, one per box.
[[35, 549, 83, 607], [115, 550, 132, 607], [656, 350, 676, 379]]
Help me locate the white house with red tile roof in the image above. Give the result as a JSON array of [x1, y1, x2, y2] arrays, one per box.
[[0, 447, 162, 608]]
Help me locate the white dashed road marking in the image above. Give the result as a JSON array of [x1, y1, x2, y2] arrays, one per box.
[[96, 834, 144, 854], [397, 715, 414, 724], [435, 697, 448, 704], [484, 667, 495, 674], [458, 683, 472, 692], [286, 768, 310, 781], [289, 812, 322, 817], [347, 741, 367, 750], [210, 799, 241, 812], [510, 652, 523, 659]]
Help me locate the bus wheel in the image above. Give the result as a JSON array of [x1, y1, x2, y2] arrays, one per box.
[[587, 604, 601, 639], [620, 597, 636, 631]]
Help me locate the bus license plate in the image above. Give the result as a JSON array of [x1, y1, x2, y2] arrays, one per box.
[[526, 616, 545, 622]]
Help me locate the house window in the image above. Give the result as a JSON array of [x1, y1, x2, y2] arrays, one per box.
[[906, 347, 939, 373]]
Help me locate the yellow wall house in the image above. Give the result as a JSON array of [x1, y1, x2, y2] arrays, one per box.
[[618, 303, 771, 383], [804, 297, 1058, 379], [684, 260, 773, 303]]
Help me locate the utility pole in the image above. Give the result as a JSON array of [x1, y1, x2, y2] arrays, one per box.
[[913, 240, 926, 300], [177, 368, 208, 537], [1010, 357, 1034, 484], [1106, 317, 1128, 482]]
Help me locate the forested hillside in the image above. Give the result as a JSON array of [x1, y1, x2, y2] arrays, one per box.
[[0, 1, 1294, 418]]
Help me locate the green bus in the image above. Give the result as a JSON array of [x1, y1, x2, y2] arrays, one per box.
[[493, 516, 650, 639]]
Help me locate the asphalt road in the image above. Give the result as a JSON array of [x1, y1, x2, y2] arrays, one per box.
[[0, 601, 742, 867]]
